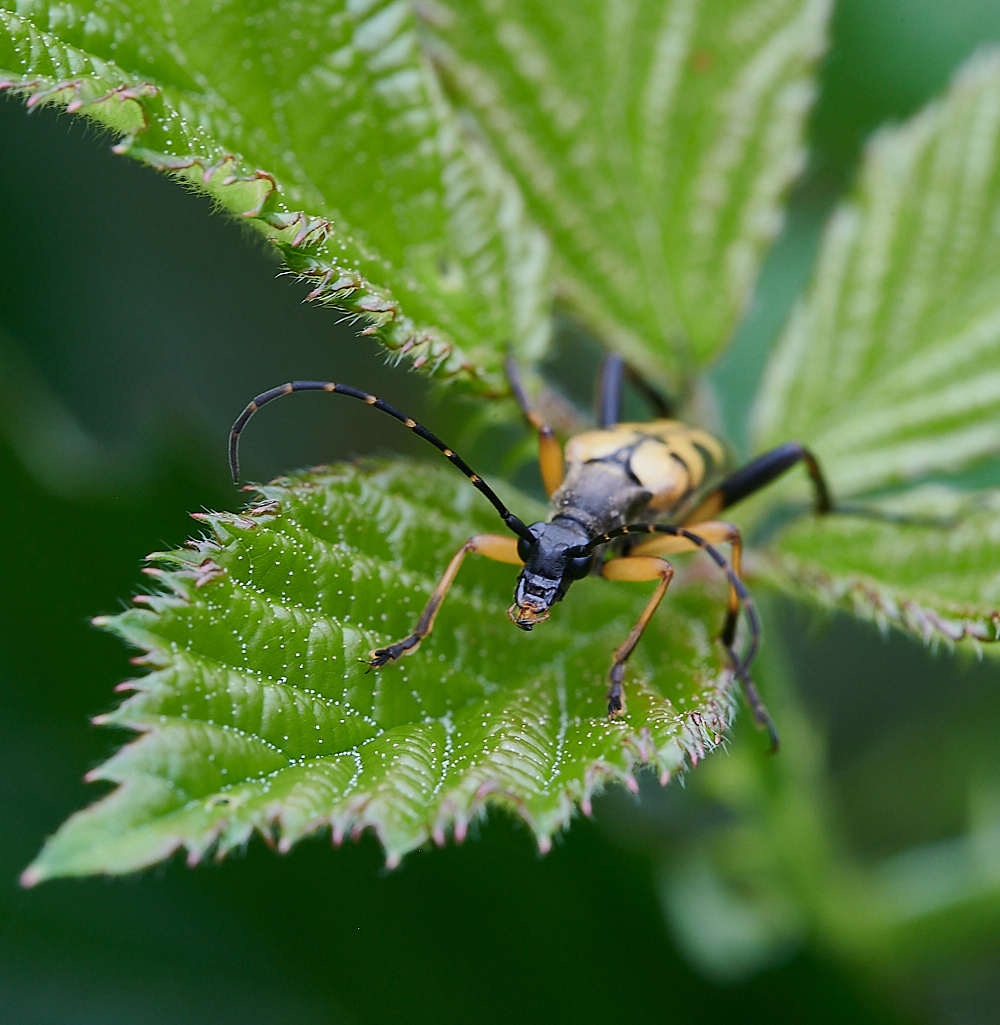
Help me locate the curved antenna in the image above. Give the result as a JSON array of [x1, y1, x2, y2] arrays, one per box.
[[230, 381, 534, 542], [571, 523, 761, 676]]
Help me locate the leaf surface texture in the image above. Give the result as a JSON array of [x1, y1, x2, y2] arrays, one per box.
[[0, 0, 551, 387], [747, 51, 1000, 651], [428, 0, 831, 387], [26, 462, 741, 880], [753, 51, 1000, 494]]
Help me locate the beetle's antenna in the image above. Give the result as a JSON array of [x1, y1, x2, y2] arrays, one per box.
[[230, 381, 534, 542], [572, 523, 760, 676]]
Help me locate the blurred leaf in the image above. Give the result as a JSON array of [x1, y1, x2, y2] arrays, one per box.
[[25, 461, 743, 881], [0, 329, 142, 498], [660, 630, 1000, 979], [426, 0, 831, 390], [753, 486, 1000, 647], [658, 639, 829, 981], [659, 849, 806, 982], [0, 2, 550, 390], [752, 48, 1000, 494], [744, 48, 1000, 653]]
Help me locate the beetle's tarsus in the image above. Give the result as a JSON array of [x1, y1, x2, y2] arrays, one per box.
[[368, 647, 401, 668], [720, 609, 738, 648], [727, 655, 780, 753], [606, 667, 626, 718], [368, 636, 419, 669]]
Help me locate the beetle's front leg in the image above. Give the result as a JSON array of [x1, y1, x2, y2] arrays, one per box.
[[368, 534, 522, 668], [601, 556, 676, 717]]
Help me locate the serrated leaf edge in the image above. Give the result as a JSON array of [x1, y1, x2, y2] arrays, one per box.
[[25, 492, 740, 881], [755, 551, 1000, 651], [0, 9, 501, 389]]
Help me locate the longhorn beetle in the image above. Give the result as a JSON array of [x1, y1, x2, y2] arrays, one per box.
[[230, 355, 833, 749]]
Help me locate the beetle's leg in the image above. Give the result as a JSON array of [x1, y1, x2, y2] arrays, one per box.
[[596, 353, 625, 428], [631, 521, 743, 646], [740, 676, 780, 753], [630, 525, 778, 749], [596, 353, 673, 426], [368, 534, 521, 668], [600, 556, 676, 717], [505, 356, 564, 496], [686, 442, 833, 523]]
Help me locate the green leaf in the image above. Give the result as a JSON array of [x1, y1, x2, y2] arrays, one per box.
[[662, 635, 1000, 979], [0, 2, 551, 389], [25, 461, 742, 881], [753, 485, 1000, 647], [426, 0, 831, 389], [752, 48, 1000, 495], [742, 49, 1000, 653]]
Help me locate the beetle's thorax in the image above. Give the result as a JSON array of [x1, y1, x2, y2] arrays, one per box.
[[549, 459, 651, 537], [508, 421, 727, 631], [549, 421, 727, 535]]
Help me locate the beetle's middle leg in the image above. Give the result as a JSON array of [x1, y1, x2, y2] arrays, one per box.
[[505, 355, 564, 496], [631, 521, 743, 646], [601, 556, 676, 717], [368, 534, 522, 668], [632, 524, 780, 750]]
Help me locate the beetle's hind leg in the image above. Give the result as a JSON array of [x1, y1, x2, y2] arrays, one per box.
[[693, 445, 963, 532], [600, 556, 676, 717], [686, 442, 833, 523], [368, 534, 522, 668]]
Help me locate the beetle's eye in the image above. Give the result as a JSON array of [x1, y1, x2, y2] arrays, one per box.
[[567, 554, 594, 580], [516, 536, 532, 562]]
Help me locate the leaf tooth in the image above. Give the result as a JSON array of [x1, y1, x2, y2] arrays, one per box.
[[35, 462, 738, 877]]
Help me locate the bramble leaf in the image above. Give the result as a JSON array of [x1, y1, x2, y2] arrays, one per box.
[[752, 49, 1000, 495], [742, 50, 1000, 654], [25, 462, 743, 881], [1, 0, 832, 393], [426, 0, 831, 389], [753, 486, 1000, 648], [0, 1, 550, 389]]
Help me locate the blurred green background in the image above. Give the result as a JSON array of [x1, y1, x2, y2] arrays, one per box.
[[2, 2, 1000, 1022]]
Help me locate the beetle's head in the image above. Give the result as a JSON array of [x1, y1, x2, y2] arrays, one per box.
[[508, 521, 594, 630]]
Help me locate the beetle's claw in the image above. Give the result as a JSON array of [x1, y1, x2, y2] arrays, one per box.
[[367, 634, 419, 670], [606, 673, 626, 719], [367, 647, 399, 669]]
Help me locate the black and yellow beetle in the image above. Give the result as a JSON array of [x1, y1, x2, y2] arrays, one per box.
[[229, 355, 833, 748]]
